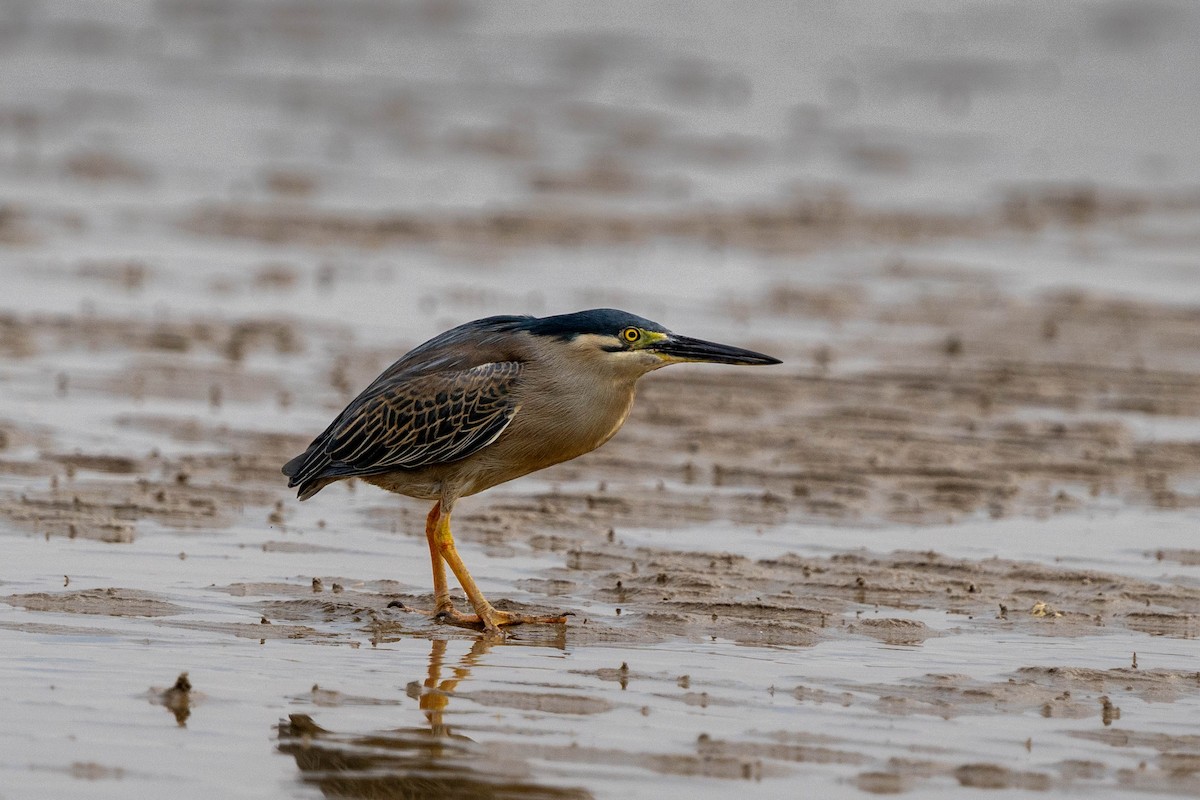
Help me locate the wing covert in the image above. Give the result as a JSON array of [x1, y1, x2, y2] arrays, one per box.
[[290, 361, 522, 488]]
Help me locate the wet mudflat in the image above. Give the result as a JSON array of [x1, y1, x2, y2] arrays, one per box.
[[3, 1, 1200, 798]]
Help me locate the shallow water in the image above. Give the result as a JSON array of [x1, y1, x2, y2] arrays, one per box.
[[4, 471, 1200, 798], [4, 1, 1200, 797]]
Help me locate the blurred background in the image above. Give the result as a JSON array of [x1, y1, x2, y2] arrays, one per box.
[[4, 0, 1199, 335]]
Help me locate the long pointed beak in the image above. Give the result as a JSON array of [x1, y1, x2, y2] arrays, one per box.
[[652, 334, 782, 366]]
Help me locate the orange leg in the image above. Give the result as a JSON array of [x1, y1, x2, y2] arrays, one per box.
[[424, 502, 453, 614], [428, 502, 568, 636]]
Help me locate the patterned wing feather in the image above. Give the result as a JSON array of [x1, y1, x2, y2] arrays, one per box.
[[285, 361, 522, 493]]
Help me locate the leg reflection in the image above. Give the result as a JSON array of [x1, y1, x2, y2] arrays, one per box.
[[417, 637, 491, 739], [276, 638, 589, 800]]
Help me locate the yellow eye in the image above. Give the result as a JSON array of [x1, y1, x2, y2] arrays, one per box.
[[621, 327, 641, 343]]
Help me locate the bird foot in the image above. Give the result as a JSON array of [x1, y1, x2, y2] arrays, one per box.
[[388, 599, 569, 635]]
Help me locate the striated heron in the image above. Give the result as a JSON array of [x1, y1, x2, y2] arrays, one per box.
[[283, 308, 781, 635]]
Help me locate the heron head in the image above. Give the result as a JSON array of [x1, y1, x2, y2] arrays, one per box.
[[524, 308, 781, 376]]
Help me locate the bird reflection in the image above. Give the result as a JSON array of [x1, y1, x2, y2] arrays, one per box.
[[276, 637, 590, 800]]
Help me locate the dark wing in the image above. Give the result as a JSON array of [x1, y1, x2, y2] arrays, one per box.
[[284, 361, 522, 498]]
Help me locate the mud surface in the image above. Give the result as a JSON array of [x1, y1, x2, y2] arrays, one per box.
[[3, 1, 1200, 798]]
